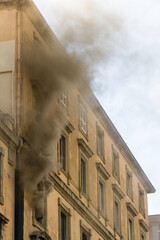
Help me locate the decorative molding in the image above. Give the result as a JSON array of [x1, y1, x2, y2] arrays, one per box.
[[126, 202, 138, 217], [0, 213, 9, 224], [77, 139, 93, 158], [112, 184, 125, 199], [49, 171, 116, 240], [30, 231, 52, 240], [65, 121, 75, 134], [80, 220, 92, 236], [139, 219, 149, 232], [58, 198, 72, 216], [96, 162, 110, 180]]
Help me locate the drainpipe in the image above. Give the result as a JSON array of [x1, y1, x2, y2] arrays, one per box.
[[15, 1, 24, 239]]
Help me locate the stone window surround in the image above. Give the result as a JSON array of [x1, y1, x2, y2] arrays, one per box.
[[96, 123, 105, 163], [112, 145, 120, 184], [126, 165, 133, 201], [80, 220, 92, 240], [58, 198, 71, 240]]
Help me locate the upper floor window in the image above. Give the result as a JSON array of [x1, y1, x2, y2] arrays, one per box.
[[96, 162, 110, 218], [126, 167, 133, 200], [96, 124, 105, 162], [58, 198, 71, 240], [112, 146, 120, 183], [60, 92, 68, 109], [128, 218, 133, 240], [78, 139, 93, 198], [57, 130, 69, 174], [138, 185, 145, 216], [114, 199, 120, 233], [80, 220, 91, 240], [80, 155, 87, 195], [33, 182, 47, 229], [79, 98, 88, 138]]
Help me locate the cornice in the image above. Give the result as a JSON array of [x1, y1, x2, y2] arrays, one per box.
[[49, 171, 116, 240], [65, 121, 75, 134], [0, 213, 9, 224], [126, 202, 138, 217], [96, 162, 110, 180], [77, 138, 93, 158], [139, 219, 149, 232], [81, 87, 155, 194], [112, 184, 125, 199]]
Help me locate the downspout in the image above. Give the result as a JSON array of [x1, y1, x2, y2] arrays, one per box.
[[15, 1, 24, 240]]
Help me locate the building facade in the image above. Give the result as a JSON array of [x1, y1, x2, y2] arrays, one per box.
[[0, 0, 155, 240], [149, 215, 160, 240]]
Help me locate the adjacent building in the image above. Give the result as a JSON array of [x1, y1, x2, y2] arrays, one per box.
[[0, 0, 155, 240], [149, 215, 160, 240]]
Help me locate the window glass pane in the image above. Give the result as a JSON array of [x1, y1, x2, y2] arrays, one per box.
[[81, 159, 86, 194], [115, 201, 119, 231], [60, 135, 66, 171], [61, 212, 66, 240], [129, 219, 133, 240], [82, 232, 87, 240], [99, 181, 104, 213]]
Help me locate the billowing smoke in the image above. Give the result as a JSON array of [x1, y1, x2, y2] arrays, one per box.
[[20, 41, 90, 207]]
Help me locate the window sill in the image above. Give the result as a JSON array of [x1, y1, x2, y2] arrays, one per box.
[[97, 153, 106, 164]]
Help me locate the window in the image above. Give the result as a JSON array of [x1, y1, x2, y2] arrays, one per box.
[[57, 132, 68, 173], [58, 198, 71, 240], [96, 162, 110, 218], [126, 167, 133, 200], [96, 125, 105, 161], [33, 181, 48, 230], [141, 234, 145, 240], [138, 185, 145, 216], [81, 157, 87, 194], [112, 146, 120, 182], [80, 220, 91, 240], [99, 181, 104, 214], [113, 184, 124, 235], [60, 92, 68, 109], [79, 99, 88, 138], [0, 147, 4, 205], [128, 217, 133, 240], [78, 139, 93, 199], [60, 135, 66, 171], [114, 200, 120, 232]]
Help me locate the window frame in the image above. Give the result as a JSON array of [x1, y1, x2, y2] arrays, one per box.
[[138, 184, 145, 217], [79, 151, 88, 197], [113, 195, 121, 235], [57, 131, 69, 175], [126, 166, 133, 201], [96, 124, 105, 162], [80, 220, 91, 240], [58, 198, 71, 240], [78, 98, 88, 139], [128, 212, 134, 240], [112, 145, 120, 183], [59, 91, 68, 110], [33, 191, 47, 231], [98, 176, 105, 217]]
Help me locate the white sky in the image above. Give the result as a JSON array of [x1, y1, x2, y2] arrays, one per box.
[[33, 0, 160, 215]]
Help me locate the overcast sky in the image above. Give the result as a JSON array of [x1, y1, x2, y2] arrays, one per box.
[[33, 0, 160, 215]]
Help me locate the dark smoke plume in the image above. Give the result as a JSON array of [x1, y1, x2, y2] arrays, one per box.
[[20, 40, 90, 207]]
